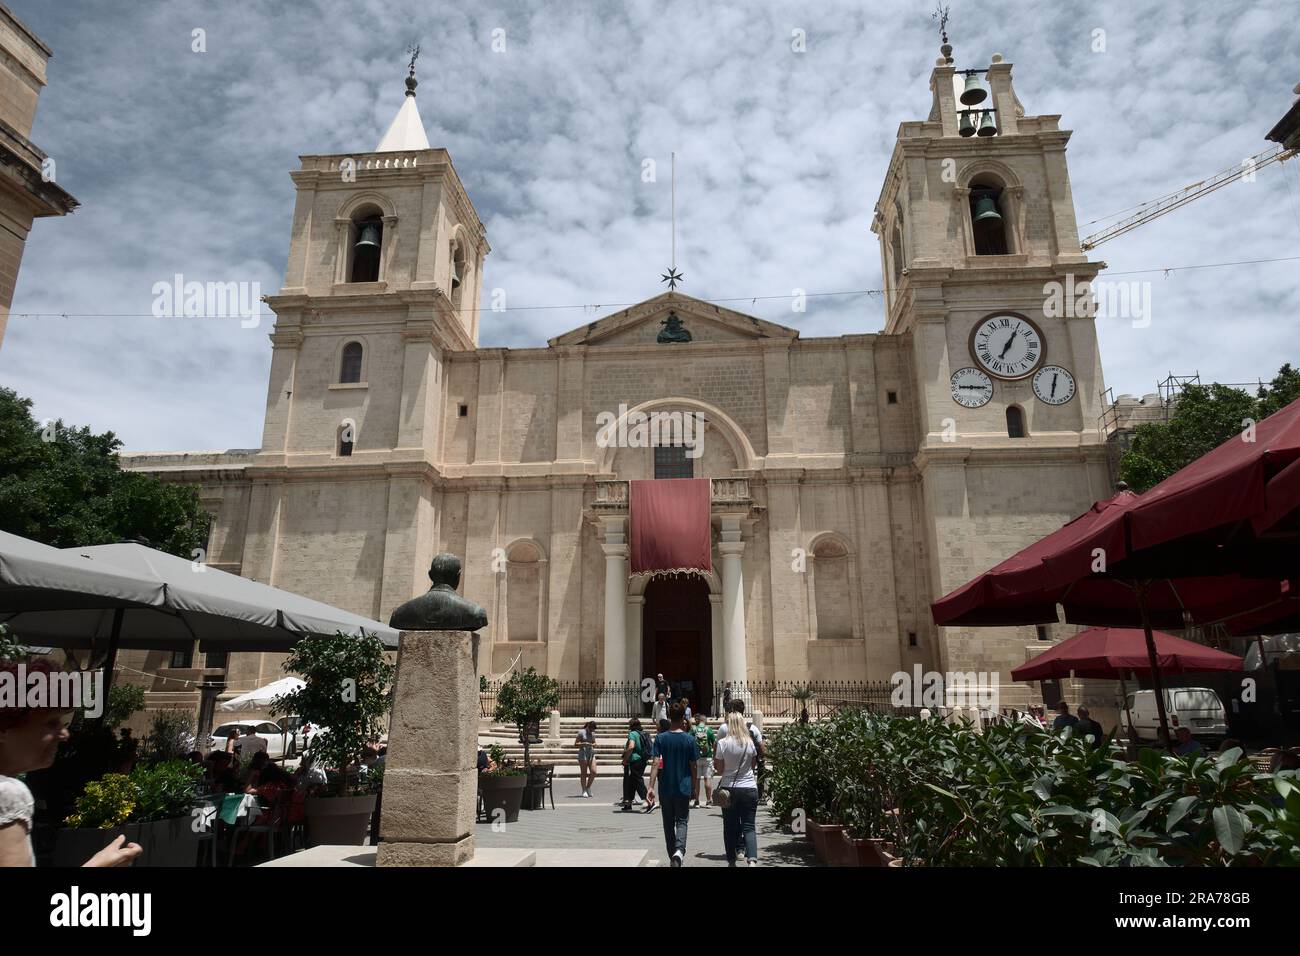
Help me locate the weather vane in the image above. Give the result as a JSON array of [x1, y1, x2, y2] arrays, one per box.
[[932, 3, 953, 63], [406, 43, 420, 75], [661, 151, 683, 291]]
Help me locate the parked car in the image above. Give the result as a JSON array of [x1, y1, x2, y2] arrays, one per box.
[[1126, 688, 1228, 743], [210, 720, 294, 759]]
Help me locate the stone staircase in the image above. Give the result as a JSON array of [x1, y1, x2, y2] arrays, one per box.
[[478, 716, 792, 776]]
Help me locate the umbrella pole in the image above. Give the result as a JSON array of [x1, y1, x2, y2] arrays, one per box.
[[94, 607, 124, 724], [1137, 583, 1175, 753], [1117, 671, 1136, 754]]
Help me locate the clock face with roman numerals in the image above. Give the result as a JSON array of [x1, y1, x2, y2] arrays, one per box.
[[969, 313, 1045, 380]]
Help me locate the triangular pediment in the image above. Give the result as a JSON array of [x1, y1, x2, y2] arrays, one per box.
[[547, 292, 799, 348]]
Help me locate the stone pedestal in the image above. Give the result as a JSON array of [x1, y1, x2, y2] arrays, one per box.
[[548, 709, 561, 742], [376, 628, 479, 867]]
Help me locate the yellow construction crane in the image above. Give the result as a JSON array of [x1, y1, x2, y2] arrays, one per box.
[[1080, 143, 1296, 251]]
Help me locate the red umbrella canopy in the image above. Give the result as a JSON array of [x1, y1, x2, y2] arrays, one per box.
[[930, 491, 1284, 629], [1010, 627, 1244, 681], [1041, 396, 1300, 589]]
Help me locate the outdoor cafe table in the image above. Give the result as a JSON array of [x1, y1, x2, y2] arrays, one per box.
[[196, 793, 263, 830]]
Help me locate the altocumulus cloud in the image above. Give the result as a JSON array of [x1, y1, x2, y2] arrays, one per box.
[[1, 0, 1298, 451]]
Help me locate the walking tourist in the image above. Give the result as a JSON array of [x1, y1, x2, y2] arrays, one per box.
[[717, 700, 765, 800], [647, 702, 699, 866], [681, 697, 692, 721], [691, 713, 715, 807], [620, 717, 650, 810], [0, 659, 142, 867], [652, 693, 668, 725], [714, 710, 760, 866], [574, 720, 597, 797]]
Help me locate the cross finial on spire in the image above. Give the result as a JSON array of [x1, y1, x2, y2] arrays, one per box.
[[404, 44, 421, 96]]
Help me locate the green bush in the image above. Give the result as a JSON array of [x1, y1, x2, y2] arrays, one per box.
[[139, 709, 194, 765], [64, 760, 203, 828], [768, 710, 1299, 866]]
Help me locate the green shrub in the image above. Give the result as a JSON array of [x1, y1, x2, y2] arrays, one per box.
[[772, 709, 1298, 866], [64, 759, 203, 828]]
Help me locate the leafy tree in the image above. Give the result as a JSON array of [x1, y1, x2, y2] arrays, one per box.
[[0, 387, 208, 557], [274, 630, 394, 794], [1119, 364, 1300, 493], [492, 667, 560, 768]]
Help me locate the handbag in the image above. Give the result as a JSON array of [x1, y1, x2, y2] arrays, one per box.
[[712, 738, 752, 809]]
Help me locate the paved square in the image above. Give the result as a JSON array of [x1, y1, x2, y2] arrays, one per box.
[[473, 776, 818, 867]]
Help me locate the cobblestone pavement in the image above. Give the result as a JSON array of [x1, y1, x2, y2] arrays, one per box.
[[473, 777, 818, 867]]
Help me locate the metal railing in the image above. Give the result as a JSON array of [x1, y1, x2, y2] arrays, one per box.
[[480, 679, 902, 721]]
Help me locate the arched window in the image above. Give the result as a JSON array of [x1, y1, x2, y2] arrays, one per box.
[[449, 238, 467, 312], [890, 227, 904, 286], [813, 538, 853, 640], [1006, 405, 1026, 438], [349, 214, 383, 283], [339, 342, 363, 384], [338, 421, 354, 457], [506, 542, 542, 641], [969, 176, 1010, 256]]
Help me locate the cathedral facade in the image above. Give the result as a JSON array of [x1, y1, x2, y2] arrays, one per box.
[[123, 55, 1113, 714]]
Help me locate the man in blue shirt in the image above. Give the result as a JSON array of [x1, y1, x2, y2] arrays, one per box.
[[647, 701, 699, 867]]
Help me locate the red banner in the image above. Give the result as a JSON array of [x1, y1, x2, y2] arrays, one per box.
[[629, 478, 712, 576]]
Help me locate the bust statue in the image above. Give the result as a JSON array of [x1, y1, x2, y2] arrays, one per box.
[[389, 553, 488, 632], [657, 312, 692, 343]]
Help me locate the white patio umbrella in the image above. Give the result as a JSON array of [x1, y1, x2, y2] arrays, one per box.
[[218, 676, 305, 712]]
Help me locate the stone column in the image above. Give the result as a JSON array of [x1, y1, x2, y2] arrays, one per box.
[[376, 628, 479, 867], [598, 516, 630, 713], [719, 514, 747, 687], [600, 516, 628, 684]]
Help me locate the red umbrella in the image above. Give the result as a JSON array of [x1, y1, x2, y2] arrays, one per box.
[[1011, 627, 1244, 681], [933, 398, 1300, 749], [1040, 396, 1300, 588], [1011, 627, 1243, 744]]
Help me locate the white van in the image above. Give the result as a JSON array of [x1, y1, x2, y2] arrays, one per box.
[[1125, 688, 1228, 743]]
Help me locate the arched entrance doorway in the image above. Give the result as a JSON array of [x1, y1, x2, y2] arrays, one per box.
[[641, 575, 714, 715]]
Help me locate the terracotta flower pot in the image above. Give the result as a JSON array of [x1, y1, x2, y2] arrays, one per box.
[[845, 835, 891, 867], [806, 820, 844, 864]]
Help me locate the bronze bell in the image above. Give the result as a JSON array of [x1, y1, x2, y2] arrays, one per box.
[[976, 109, 998, 137], [451, 260, 462, 289], [959, 110, 976, 137], [354, 221, 382, 251], [959, 73, 987, 105], [971, 192, 1003, 223]]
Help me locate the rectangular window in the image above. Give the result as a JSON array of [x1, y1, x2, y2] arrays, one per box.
[[653, 444, 693, 480], [1036, 625, 1050, 642], [458, 404, 469, 417], [908, 631, 918, 647], [170, 647, 194, 669], [205, 651, 229, 671], [887, 391, 898, 404]]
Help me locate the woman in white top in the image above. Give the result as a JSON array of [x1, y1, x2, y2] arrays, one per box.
[[713, 711, 760, 866], [1, 659, 142, 867]]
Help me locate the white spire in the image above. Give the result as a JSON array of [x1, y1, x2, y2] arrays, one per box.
[[376, 94, 430, 151], [375, 60, 430, 152]]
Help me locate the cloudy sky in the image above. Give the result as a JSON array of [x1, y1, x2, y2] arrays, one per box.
[[2, 0, 1298, 452]]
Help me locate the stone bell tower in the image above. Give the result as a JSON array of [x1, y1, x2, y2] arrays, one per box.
[[258, 60, 490, 469], [872, 44, 1113, 704]]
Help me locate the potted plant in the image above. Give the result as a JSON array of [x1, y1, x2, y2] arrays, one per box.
[[274, 629, 394, 846], [478, 743, 527, 823], [54, 759, 205, 867], [492, 667, 559, 770]]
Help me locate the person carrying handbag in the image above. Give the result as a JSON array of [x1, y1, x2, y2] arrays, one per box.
[[712, 710, 760, 866]]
